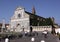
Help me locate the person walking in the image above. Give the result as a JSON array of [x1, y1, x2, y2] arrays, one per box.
[[5, 37, 9, 42]]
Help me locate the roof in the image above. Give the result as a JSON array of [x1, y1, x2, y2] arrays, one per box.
[[25, 11, 45, 19]]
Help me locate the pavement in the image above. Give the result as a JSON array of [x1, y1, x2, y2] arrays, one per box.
[[0, 32, 60, 42]]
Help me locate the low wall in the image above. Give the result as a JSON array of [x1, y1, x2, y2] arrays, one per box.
[[31, 26, 52, 32]]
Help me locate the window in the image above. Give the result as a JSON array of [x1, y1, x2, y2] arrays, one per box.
[[18, 14, 21, 18], [17, 24, 20, 27]]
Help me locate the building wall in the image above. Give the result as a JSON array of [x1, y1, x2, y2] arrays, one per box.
[[9, 6, 54, 32], [10, 7, 30, 32], [0, 23, 9, 32], [32, 26, 52, 32]]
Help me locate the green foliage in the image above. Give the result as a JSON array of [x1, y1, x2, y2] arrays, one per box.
[[0, 33, 7, 39], [45, 18, 53, 25], [30, 15, 54, 26], [0, 32, 23, 39]]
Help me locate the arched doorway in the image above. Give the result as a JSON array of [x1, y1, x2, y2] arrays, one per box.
[[15, 23, 21, 32]]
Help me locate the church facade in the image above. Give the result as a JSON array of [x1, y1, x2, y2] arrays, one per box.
[[9, 6, 54, 32], [10, 7, 30, 32]]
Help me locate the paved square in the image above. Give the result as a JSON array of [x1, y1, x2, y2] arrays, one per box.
[[0, 32, 60, 42]]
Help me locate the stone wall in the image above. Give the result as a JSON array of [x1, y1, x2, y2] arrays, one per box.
[[31, 26, 52, 32]]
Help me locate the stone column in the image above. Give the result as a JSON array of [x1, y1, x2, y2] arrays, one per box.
[[1, 19, 5, 32]]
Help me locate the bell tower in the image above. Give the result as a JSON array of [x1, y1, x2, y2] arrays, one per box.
[[32, 6, 36, 14]]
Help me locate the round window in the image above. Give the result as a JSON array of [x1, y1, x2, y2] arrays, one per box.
[[18, 14, 21, 18]]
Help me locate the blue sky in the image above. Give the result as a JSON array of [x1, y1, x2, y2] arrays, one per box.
[[0, 0, 60, 25]]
